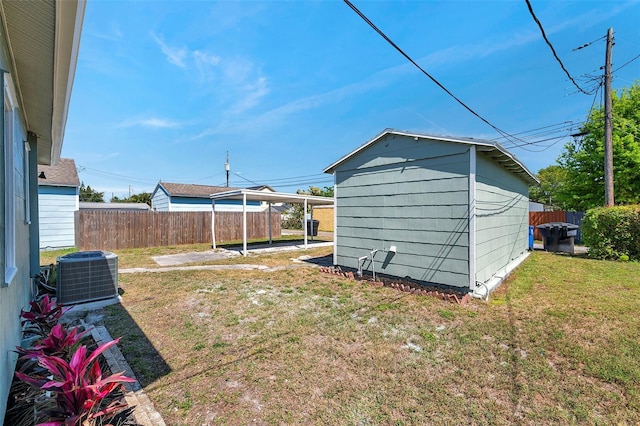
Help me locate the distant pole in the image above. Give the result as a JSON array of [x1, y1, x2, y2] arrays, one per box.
[[604, 27, 614, 207], [225, 151, 230, 187]]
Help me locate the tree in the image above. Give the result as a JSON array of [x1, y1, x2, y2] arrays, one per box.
[[529, 165, 569, 209], [79, 182, 104, 202], [110, 192, 152, 206], [302, 186, 334, 198], [555, 82, 640, 211], [282, 185, 334, 229]]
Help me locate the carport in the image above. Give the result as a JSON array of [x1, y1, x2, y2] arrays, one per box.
[[210, 189, 334, 256]]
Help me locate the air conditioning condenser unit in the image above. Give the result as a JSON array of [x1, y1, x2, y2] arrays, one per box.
[[57, 251, 118, 304]]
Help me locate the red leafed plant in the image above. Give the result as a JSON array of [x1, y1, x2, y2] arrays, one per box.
[[20, 295, 71, 337], [16, 323, 89, 361], [15, 338, 135, 426]]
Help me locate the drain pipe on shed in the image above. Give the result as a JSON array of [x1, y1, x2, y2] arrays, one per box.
[[357, 256, 368, 277], [363, 246, 397, 281]]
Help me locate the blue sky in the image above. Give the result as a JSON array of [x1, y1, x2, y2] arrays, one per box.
[[63, 0, 640, 198]]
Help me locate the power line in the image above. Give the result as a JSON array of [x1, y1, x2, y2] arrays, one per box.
[[572, 35, 606, 51], [343, 0, 528, 147], [493, 121, 576, 141], [612, 53, 640, 73], [525, 0, 593, 95], [77, 164, 334, 190]]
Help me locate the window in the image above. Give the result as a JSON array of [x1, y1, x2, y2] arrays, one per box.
[[3, 73, 17, 286]]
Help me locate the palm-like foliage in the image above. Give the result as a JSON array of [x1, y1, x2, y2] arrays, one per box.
[[20, 295, 71, 337], [15, 338, 135, 426]]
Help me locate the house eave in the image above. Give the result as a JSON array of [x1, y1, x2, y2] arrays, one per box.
[[1, 0, 85, 166], [38, 182, 79, 189]]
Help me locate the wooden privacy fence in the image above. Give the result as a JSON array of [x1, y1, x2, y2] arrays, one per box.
[[529, 211, 584, 242], [75, 210, 281, 251]]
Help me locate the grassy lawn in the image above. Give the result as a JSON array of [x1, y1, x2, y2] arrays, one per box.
[[45, 245, 640, 424], [40, 235, 332, 269]]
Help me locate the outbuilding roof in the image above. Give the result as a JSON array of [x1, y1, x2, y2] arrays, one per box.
[[323, 129, 539, 186], [155, 182, 274, 198], [79, 202, 150, 210], [37, 158, 80, 187]]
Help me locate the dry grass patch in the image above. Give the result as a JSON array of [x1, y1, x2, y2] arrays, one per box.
[[95, 251, 639, 424]]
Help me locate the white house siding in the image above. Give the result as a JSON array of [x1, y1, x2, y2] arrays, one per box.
[[0, 56, 34, 421], [334, 134, 471, 288], [211, 200, 263, 212], [171, 197, 263, 212], [38, 186, 78, 249], [169, 197, 212, 212], [474, 152, 530, 284]]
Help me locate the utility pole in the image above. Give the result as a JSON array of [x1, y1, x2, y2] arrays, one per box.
[[604, 27, 614, 207], [225, 151, 230, 187]]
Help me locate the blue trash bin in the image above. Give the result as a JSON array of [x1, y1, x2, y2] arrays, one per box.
[[528, 225, 534, 250]]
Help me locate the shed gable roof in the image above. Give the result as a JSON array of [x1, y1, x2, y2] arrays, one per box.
[[323, 128, 539, 186], [37, 158, 80, 187]]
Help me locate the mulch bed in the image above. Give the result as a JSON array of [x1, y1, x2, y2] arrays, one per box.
[[319, 266, 471, 305]]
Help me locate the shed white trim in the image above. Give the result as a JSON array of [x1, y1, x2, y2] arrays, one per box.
[[468, 145, 477, 291]]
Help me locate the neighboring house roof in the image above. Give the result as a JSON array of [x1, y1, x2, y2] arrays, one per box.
[[80, 202, 150, 210], [154, 182, 274, 199], [37, 158, 80, 187], [2, 0, 86, 165], [323, 128, 540, 186], [247, 185, 275, 192]]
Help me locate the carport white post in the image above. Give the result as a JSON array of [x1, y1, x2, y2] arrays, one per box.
[[243, 193, 247, 256], [303, 199, 308, 249], [211, 200, 216, 249], [268, 202, 272, 245]]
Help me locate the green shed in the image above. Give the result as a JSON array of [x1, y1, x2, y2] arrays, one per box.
[[323, 129, 539, 297]]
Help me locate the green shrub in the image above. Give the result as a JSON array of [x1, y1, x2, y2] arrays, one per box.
[[582, 205, 640, 261]]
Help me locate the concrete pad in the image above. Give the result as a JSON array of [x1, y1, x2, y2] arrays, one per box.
[[152, 250, 238, 266], [119, 264, 271, 274]]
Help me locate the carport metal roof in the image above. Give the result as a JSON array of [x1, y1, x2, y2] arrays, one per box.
[[210, 189, 334, 256]]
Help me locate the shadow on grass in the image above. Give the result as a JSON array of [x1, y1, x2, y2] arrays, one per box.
[[219, 238, 332, 253], [146, 289, 412, 394], [101, 302, 172, 387], [299, 254, 333, 267]]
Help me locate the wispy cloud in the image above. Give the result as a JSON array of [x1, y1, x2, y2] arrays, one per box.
[[88, 21, 123, 41], [151, 31, 269, 114], [193, 50, 221, 81], [151, 32, 187, 68], [180, 1, 627, 143], [230, 76, 269, 113], [118, 117, 182, 129], [186, 74, 386, 141]]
